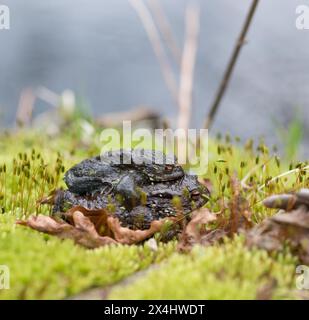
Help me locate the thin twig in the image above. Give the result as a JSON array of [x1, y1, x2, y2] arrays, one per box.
[[148, 0, 182, 65], [35, 86, 60, 107], [204, 0, 260, 129], [129, 0, 179, 106], [177, 3, 200, 131]]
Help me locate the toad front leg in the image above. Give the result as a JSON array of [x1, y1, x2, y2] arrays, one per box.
[[115, 174, 141, 210]]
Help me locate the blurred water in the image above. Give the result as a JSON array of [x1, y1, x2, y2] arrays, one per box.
[[0, 0, 308, 155]]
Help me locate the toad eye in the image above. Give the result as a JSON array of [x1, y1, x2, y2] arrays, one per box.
[[191, 189, 200, 200], [165, 165, 174, 172]]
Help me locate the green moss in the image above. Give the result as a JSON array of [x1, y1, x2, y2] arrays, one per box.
[[0, 212, 175, 300], [109, 237, 297, 300]]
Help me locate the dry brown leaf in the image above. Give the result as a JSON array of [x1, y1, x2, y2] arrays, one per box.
[[246, 206, 309, 263], [107, 216, 177, 245], [263, 194, 299, 211], [271, 208, 309, 229], [17, 214, 69, 234], [263, 189, 309, 211], [178, 208, 218, 251], [248, 189, 309, 264], [63, 206, 112, 237], [17, 212, 117, 248], [17, 206, 179, 248], [199, 228, 227, 247], [297, 189, 309, 207]]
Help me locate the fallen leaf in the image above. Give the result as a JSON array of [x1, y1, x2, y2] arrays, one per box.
[[297, 189, 309, 207], [263, 188, 309, 211], [263, 194, 298, 211], [178, 208, 218, 251], [17, 207, 179, 248], [63, 206, 112, 237], [271, 209, 309, 229], [107, 216, 177, 245], [246, 206, 309, 263], [199, 228, 227, 247], [17, 212, 117, 249]]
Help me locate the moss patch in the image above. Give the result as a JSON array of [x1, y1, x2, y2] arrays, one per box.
[[0, 212, 175, 299], [109, 237, 297, 300]]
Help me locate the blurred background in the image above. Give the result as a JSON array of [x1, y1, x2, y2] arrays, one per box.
[[0, 0, 308, 156]]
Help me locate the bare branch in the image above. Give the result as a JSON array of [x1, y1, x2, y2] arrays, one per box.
[[129, 0, 179, 106], [177, 3, 200, 131], [148, 0, 182, 65], [204, 0, 260, 129], [16, 88, 36, 127]]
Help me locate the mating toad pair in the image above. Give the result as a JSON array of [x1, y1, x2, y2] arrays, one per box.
[[54, 149, 209, 230]]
